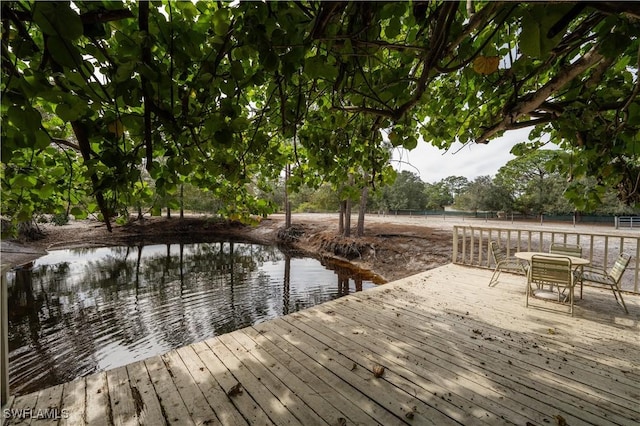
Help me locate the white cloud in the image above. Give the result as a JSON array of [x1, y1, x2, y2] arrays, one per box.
[[392, 128, 535, 183]]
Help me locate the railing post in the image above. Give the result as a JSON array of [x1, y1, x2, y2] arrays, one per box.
[[452, 226, 458, 263], [1, 264, 9, 407]]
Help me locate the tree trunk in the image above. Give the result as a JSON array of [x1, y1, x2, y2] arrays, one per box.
[[357, 185, 368, 237], [285, 164, 292, 228], [167, 207, 171, 219], [71, 122, 113, 232], [180, 183, 184, 219], [338, 200, 345, 235], [344, 198, 351, 237]]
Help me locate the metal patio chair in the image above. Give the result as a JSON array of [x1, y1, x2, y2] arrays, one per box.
[[488, 241, 527, 287], [578, 253, 630, 314], [549, 243, 585, 298], [526, 255, 575, 316], [549, 243, 582, 257]]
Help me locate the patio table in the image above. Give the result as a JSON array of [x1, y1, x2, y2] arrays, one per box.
[[514, 252, 590, 267], [515, 252, 590, 300]]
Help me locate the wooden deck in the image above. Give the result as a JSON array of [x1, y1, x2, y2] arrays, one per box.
[[3, 263, 639, 425]]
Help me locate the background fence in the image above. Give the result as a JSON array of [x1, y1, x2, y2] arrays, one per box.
[[380, 210, 637, 227]]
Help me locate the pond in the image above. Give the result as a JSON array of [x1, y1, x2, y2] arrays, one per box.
[[6, 241, 379, 396]]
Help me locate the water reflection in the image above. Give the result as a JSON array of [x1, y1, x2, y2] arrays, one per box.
[[7, 242, 377, 395]]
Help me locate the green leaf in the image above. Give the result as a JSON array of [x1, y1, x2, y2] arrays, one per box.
[[70, 207, 86, 218], [231, 117, 250, 132], [55, 101, 86, 122], [8, 105, 41, 130], [213, 8, 230, 36], [46, 37, 82, 69], [627, 102, 640, 126], [263, 51, 279, 72], [389, 132, 401, 147], [167, 198, 181, 210], [11, 174, 36, 189], [385, 17, 401, 39], [404, 135, 418, 150], [37, 184, 55, 199], [34, 130, 50, 150], [115, 61, 136, 82], [520, 10, 541, 58], [33, 3, 83, 40], [520, 5, 573, 58]]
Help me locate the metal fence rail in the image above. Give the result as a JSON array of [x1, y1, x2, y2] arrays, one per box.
[[452, 226, 640, 293], [615, 216, 640, 229]]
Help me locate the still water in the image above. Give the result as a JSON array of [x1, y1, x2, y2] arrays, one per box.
[[7, 241, 378, 395]]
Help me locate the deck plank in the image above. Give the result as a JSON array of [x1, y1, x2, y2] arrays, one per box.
[[143, 356, 194, 426], [5, 264, 639, 426], [241, 327, 381, 426], [217, 333, 331, 426], [246, 324, 399, 425], [269, 318, 456, 425], [190, 341, 273, 425], [289, 307, 536, 425], [203, 336, 304, 426], [84, 372, 111, 426], [174, 345, 247, 426], [106, 367, 137, 426], [161, 350, 220, 426], [279, 312, 499, 425], [125, 361, 166, 426], [5, 390, 38, 426], [59, 378, 85, 426], [29, 383, 64, 425]]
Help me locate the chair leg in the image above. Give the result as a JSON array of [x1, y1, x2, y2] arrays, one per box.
[[577, 266, 583, 299], [569, 287, 574, 317], [610, 285, 629, 314], [489, 268, 501, 287]]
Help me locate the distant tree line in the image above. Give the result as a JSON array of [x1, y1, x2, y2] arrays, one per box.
[[276, 150, 635, 216]]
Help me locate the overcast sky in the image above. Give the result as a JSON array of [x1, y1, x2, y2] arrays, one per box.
[[391, 127, 535, 183]]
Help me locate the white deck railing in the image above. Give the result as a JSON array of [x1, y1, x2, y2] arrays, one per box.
[[452, 226, 640, 293]]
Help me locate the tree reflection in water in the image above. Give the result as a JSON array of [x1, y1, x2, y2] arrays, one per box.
[[6, 241, 377, 395]]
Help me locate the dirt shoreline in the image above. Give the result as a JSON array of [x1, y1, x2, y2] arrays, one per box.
[[5, 212, 629, 282], [0, 214, 453, 282]]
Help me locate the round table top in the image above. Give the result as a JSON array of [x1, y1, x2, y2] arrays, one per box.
[[514, 251, 590, 265]]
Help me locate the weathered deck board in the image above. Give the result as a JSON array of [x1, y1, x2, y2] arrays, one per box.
[[59, 378, 85, 426], [4, 264, 639, 426], [124, 361, 165, 426]]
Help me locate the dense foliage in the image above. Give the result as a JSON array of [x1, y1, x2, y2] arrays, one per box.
[[2, 1, 639, 231]]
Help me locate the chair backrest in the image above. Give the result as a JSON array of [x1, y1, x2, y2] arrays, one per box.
[[549, 243, 582, 257], [489, 241, 506, 264], [608, 253, 631, 284], [530, 255, 573, 288]]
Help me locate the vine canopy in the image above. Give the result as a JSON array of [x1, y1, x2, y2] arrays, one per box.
[[2, 1, 639, 229]]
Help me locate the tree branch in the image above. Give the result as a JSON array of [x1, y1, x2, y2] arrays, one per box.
[[476, 43, 604, 144], [51, 138, 81, 151]]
